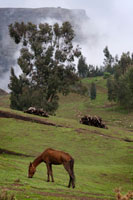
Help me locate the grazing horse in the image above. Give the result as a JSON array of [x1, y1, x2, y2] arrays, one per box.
[[28, 148, 75, 188]]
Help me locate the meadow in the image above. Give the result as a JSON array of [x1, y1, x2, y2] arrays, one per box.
[[0, 77, 133, 200]]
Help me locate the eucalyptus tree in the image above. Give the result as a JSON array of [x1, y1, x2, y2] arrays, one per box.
[[77, 55, 88, 78], [103, 46, 114, 74], [8, 21, 81, 113]]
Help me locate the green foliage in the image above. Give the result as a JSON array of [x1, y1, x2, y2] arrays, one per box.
[[104, 47, 133, 109], [90, 82, 96, 100], [8, 68, 31, 110], [118, 52, 133, 75], [103, 46, 114, 74], [8, 21, 81, 113], [116, 67, 133, 108], [77, 56, 104, 78], [114, 52, 133, 80], [77, 55, 88, 78], [103, 72, 111, 79], [106, 78, 116, 102]]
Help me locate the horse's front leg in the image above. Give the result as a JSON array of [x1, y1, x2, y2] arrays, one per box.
[[50, 164, 54, 182], [46, 163, 50, 182]]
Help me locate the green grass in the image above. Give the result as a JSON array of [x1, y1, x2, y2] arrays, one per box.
[[0, 117, 133, 199], [56, 77, 133, 130], [0, 77, 133, 199], [0, 95, 10, 108]]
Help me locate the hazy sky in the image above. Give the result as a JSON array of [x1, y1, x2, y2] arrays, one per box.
[[0, 0, 133, 65]]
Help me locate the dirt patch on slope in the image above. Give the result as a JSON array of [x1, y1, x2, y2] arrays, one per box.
[[0, 110, 133, 143], [0, 110, 62, 127], [34, 190, 113, 200], [76, 128, 133, 143], [0, 148, 32, 157], [0, 186, 113, 200]]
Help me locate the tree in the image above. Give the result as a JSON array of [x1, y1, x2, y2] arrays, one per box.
[[105, 50, 133, 109], [103, 46, 114, 74], [88, 65, 95, 77], [116, 67, 133, 109], [8, 21, 81, 113], [8, 67, 31, 110], [77, 55, 88, 78], [106, 78, 116, 102], [90, 82, 96, 100], [115, 52, 133, 78], [87, 65, 104, 77]]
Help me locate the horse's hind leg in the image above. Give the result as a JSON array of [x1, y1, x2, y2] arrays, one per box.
[[63, 162, 72, 188], [68, 176, 72, 188], [69, 159, 75, 188]]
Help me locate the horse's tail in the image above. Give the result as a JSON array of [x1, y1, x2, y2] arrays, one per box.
[[70, 158, 75, 183]]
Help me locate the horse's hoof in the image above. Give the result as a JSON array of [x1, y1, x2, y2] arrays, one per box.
[[72, 186, 75, 189]]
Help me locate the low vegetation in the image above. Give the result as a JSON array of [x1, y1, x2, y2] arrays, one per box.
[[0, 190, 16, 200]]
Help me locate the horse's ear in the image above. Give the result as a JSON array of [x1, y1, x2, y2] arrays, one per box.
[[29, 162, 32, 166]]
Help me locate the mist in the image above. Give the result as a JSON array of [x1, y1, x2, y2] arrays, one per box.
[[0, 9, 106, 92], [0, 46, 22, 92], [1, 0, 133, 92]]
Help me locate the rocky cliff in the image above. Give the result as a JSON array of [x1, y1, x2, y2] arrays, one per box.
[[0, 7, 89, 77]]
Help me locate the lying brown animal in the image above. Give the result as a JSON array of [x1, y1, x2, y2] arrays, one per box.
[[115, 188, 133, 200]]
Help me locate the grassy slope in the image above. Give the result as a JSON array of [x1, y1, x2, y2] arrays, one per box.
[[0, 77, 133, 200]]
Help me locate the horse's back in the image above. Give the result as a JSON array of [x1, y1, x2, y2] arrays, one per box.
[[42, 148, 73, 164]]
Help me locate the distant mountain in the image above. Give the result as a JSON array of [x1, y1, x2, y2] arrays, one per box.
[[0, 7, 89, 77]]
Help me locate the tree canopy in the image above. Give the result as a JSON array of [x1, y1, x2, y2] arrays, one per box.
[[8, 21, 81, 113], [77, 55, 88, 78], [105, 49, 133, 109], [103, 46, 114, 74]]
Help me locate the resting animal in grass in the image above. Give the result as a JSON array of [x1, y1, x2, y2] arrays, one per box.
[[115, 188, 133, 200]]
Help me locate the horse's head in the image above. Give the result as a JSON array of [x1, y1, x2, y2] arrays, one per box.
[[28, 162, 36, 178]]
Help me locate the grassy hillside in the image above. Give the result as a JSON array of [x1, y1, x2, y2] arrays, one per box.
[[0, 77, 133, 200], [57, 77, 133, 129]]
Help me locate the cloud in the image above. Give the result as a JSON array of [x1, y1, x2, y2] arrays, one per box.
[[0, 65, 22, 92], [1, 0, 133, 91], [0, 45, 22, 92]]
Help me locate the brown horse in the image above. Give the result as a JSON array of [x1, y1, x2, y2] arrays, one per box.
[[28, 148, 75, 188]]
